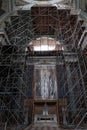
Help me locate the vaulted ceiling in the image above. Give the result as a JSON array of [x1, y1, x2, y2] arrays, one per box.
[[4, 3, 85, 52]]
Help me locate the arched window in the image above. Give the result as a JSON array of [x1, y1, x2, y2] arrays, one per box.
[[26, 37, 64, 51]]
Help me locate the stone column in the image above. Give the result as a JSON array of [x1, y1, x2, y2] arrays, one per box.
[[72, 0, 76, 8], [66, 65, 76, 112], [8, 0, 12, 12], [62, 107, 67, 125], [77, 0, 80, 9], [24, 108, 28, 125]]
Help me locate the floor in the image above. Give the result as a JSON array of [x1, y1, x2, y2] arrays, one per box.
[[25, 122, 87, 130]]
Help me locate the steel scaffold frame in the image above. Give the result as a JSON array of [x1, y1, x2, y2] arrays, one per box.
[[0, 3, 87, 129]]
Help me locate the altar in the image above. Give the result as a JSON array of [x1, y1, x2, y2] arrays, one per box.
[[34, 114, 57, 123], [34, 103, 57, 123]]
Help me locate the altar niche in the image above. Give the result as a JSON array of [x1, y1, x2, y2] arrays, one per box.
[[34, 64, 57, 100], [34, 101, 58, 123]]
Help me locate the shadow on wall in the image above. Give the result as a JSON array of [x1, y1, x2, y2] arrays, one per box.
[[0, 0, 5, 16]]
